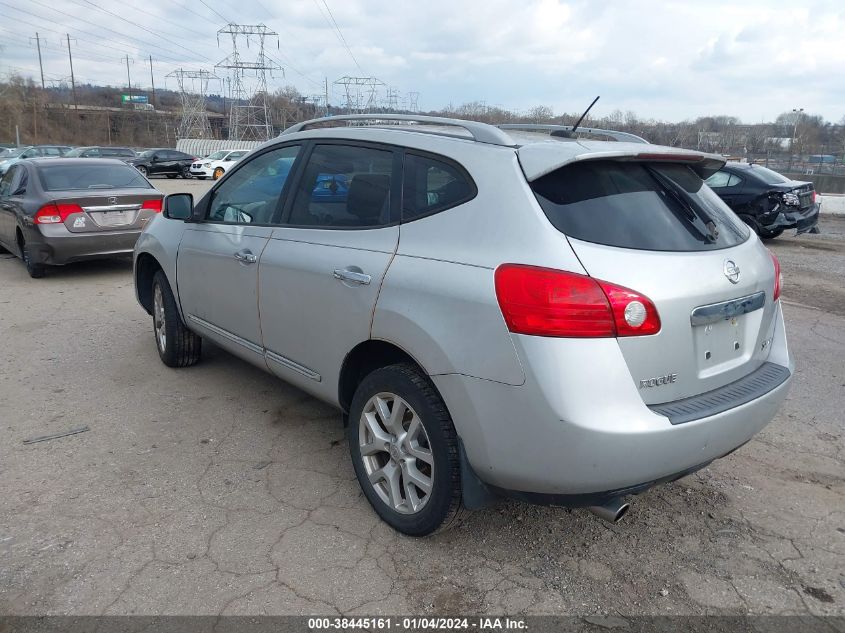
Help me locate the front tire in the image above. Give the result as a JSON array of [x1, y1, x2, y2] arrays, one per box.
[[152, 270, 202, 367], [347, 363, 462, 536]]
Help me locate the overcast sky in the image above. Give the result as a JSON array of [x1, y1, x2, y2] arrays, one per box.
[[1, 0, 843, 123]]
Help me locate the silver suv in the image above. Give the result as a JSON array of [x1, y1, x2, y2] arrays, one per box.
[[134, 115, 793, 536]]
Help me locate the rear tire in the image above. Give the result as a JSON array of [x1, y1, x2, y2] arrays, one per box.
[[760, 227, 784, 240], [152, 270, 202, 367], [347, 363, 462, 536], [739, 214, 783, 240], [181, 168, 193, 179], [18, 233, 45, 278]]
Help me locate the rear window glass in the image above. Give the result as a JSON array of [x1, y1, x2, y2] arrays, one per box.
[[38, 164, 153, 191], [748, 165, 790, 185], [531, 160, 750, 251]]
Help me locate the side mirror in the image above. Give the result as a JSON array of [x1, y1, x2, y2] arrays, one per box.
[[163, 193, 193, 220]]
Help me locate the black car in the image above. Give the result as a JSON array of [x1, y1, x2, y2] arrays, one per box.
[[705, 163, 820, 239], [126, 148, 198, 179], [64, 146, 137, 159]]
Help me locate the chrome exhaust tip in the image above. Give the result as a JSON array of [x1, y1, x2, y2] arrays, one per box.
[[588, 498, 630, 523]]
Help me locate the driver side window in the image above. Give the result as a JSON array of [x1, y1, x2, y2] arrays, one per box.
[[206, 145, 300, 225]]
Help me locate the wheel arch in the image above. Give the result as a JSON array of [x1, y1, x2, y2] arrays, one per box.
[[135, 252, 164, 315], [338, 339, 431, 419]]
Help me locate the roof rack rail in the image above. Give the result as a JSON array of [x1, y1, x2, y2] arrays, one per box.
[[280, 114, 517, 147], [497, 124, 649, 144]]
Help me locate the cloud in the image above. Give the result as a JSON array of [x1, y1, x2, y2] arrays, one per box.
[[1, 0, 843, 122]]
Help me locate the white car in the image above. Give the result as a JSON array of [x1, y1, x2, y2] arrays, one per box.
[[189, 149, 250, 180]]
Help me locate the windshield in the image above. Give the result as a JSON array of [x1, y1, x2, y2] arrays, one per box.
[[207, 151, 228, 160], [139, 150, 155, 159], [63, 148, 88, 157], [531, 160, 750, 252], [38, 164, 153, 190], [3, 148, 26, 159], [749, 165, 790, 185]]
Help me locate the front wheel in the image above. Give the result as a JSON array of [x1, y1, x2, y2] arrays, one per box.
[[152, 270, 202, 367], [347, 363, 462, 536], [213, 167, 225, 180]]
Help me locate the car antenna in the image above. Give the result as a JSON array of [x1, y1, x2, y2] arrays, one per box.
[[552, 95, 600, 138]]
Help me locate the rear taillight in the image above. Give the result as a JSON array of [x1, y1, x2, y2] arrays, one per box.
[[33, 202, 83, 224], [770, 251, 782, 301], [494, 264, 661, 338], [811, 190, 816, 204], [141, 198, 163, 213]]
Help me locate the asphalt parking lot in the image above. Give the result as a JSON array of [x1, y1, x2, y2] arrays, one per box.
[[0, 176, 843, 617]]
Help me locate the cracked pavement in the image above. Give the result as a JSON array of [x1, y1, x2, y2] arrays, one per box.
[[0, 180, 843, 616]]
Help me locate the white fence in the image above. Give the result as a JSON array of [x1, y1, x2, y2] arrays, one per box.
[[175, 139, 264, 157]]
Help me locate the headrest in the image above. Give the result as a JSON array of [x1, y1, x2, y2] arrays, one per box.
[[347, 174, 390, 221]]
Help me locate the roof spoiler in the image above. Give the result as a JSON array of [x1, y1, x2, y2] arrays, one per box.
[[498, 124, 649, 144]]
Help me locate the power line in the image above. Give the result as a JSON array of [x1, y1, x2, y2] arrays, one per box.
[[71, 0, 208, 60], [314, 0, 363, 75], [122, 1, 209, 39], [173, 0, 221, 27], [198, 0, 230, 24], [6, 1, 203, 64]]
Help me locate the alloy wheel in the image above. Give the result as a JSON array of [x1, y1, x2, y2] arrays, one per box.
[[358, 392, 434, 514], [153, 283, 166, 352]]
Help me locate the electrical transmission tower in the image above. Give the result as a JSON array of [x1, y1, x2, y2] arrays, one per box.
[[216, 24, 283, 141], [384, 87, 400, 112], [334, 76, 385, 115], [166, 69, 216, 139], [407, 92, 420, 113]]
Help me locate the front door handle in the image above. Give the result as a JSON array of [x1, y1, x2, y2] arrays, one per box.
[[333, 269, 371, 285], [234, 249, 257, 264]]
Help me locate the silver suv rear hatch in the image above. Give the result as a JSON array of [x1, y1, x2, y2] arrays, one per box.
[[520, 146, 780, 404]]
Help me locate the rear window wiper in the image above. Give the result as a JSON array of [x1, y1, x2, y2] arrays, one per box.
[[645, 166, 718, 243]]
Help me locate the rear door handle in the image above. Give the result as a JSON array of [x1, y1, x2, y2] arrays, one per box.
[[234, 249, 257, 264], [333, 269, 371, 285]]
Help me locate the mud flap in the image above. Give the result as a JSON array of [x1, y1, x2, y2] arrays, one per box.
[[459, 440, 497, 509]]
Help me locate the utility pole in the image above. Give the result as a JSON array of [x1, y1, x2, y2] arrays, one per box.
[[30, 33, 45, 89], [123, 55, 133, 98], [149, 55, 156, 108], [66, 34, 77, 110], [325, 77, 329, 115]]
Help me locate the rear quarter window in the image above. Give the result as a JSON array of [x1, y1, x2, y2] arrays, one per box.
[[531, 160, 750, 252], [402, 153, 476, 222]]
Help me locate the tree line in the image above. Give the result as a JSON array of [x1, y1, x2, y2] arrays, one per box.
[[1, 74, 842, 161]]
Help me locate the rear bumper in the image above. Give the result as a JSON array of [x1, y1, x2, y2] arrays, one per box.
[[433, 304, 792, 497], [762, 202, 820, 234], [28, 224, 142, 265]]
